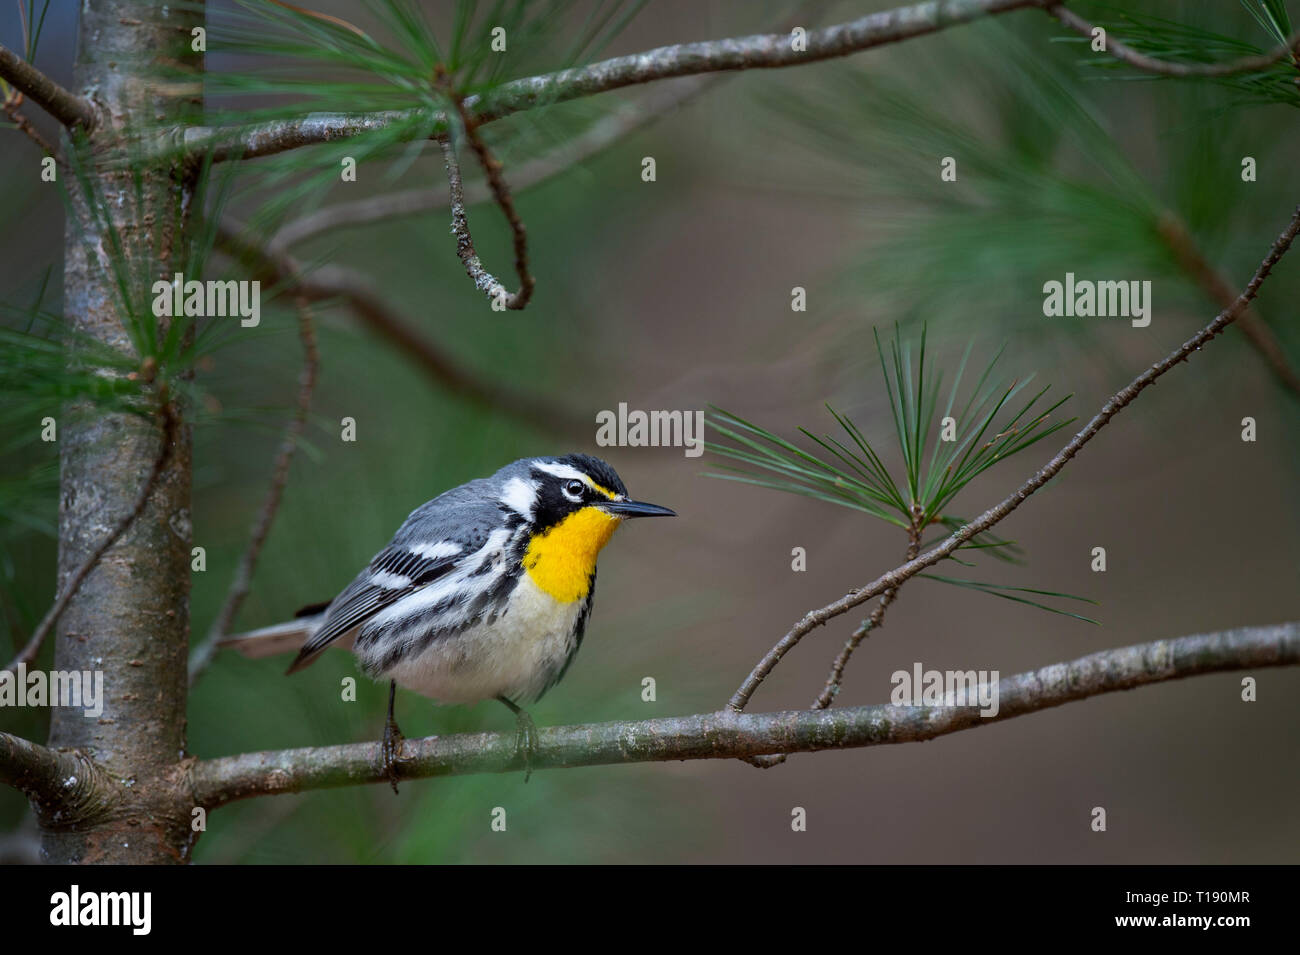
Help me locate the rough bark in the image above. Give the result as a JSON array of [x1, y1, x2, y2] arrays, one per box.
[[41, 0, 203, 864]]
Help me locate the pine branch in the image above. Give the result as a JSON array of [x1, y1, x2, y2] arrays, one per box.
[[185, 622, 1299, 805], [269, 1, 830, 248], [1156, 213, 1300, 398], [0, 42, 96, 130], [180, 0, 1049, 163], [272, 81, 710, 247], [1049, 4, 1300, 77], [728, 204, 1300, 712]]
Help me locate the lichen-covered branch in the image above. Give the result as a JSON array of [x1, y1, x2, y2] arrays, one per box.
[[727, 204, 1300, 712], [187, 622, 1298, 807]]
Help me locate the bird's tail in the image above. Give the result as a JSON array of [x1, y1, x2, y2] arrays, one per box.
[[219, 613, 355, 662]]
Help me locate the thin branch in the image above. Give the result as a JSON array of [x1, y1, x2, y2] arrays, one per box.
[[181, 0, 1049, 163], [188, 296, 320, 685], [2, 401, 177, 675], [727, 204, 1300, 713], [187, 621, 1299, 806], [748, 512, 924, 768], [213, 224, 585, 435], [440, 86, 534, 310], [0, 42, 96, 130], [2, 95, 59, 157], [270, 1, 829, 249], [1049, 4, 1300, 77], [1156, 213, 1300, 398], [274, 79, 714, 248]]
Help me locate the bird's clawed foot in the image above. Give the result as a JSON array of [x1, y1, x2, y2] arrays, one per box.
[[382, 681, 404, 795], [498, 696, 539, 782]]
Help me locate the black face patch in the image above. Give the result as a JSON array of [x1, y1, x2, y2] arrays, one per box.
[[557, 454, 628, 498], [526, 454, 629, 533]]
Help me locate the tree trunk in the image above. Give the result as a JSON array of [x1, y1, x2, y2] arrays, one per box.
[[40, 0, 202, 864]]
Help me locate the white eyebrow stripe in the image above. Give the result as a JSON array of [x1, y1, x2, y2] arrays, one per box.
[[532, 461, 587, 482], [499, 476, 537, 517], [370, 570, 412, 589], [410, 541, 462, 560], [532, 460, 619, 498]]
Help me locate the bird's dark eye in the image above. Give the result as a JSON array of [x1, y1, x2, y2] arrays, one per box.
[[562, 479, 586, 501]]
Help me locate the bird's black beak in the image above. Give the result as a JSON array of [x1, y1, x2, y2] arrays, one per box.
[[602, 498, 676, 518]]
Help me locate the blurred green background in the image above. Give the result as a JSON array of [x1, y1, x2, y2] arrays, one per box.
[[2, 0, 1298, 863]]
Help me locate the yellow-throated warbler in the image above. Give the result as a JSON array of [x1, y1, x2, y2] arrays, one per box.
[[225, 454, 674, 788]]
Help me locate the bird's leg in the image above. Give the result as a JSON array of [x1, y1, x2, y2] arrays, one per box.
[[497, 696, 538, 782], [381, 680, 404, 795]]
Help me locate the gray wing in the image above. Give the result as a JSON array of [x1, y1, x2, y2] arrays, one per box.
[[286, 480, 509, 674]]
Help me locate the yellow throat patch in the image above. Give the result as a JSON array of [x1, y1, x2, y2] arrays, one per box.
[[523, 506, 620, 603]]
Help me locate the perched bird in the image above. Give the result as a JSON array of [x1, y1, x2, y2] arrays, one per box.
[[223, 454, 674, 789]]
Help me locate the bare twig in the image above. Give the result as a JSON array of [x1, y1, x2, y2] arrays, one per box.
[[2, 94, 58, 157], [1156, 213, 1300, 398], [2, 401, 177, 675], [181, 0, 1049, 163], [187, 621, 1299, 805], [746, 512, 925, 768], [815, 511, 926, 711], [727, 205, 1300, 713], [0, 42, 96, 130], [1049, 4, 1300, 77], [213, 224, 584, 435], [188, 296, 320, 685]]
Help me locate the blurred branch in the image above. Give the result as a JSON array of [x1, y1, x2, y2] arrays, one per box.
[[188, 296, 320, 685], [188, 622, 1299, 804], [440, 89, 535, 310], [213, 224, 585, 436], [1156, 214, 1300, 398], [182, 0, 1049, 163], [274, 81, 714, 247], [0, 42, 96, 130], [2, 94, 58, 157], [1049, 4, 1300, 76], [2, 401, 177, 675], [269, 0, 840, 248], [728, 204, 1300, 712]]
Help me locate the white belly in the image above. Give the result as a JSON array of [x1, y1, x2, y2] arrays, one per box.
[[375, 574, 586, 704]]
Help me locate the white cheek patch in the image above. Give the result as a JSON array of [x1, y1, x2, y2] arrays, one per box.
[[500, 476, 537, 518], [411, 541, 462, 560]]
